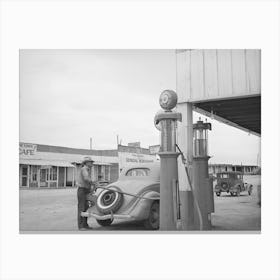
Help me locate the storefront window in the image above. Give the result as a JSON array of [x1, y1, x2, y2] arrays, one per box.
[[30, 166, 38, 182], [105, 166, 110, 181], [22, 167, 28, 176], [49, 166, 57, 181]]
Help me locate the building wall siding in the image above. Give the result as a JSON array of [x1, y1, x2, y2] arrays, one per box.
[[176, 49, 261, 103]]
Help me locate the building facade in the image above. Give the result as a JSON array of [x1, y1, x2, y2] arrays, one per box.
[[208, 163, 258, 175], [19, 142, 158, 188]]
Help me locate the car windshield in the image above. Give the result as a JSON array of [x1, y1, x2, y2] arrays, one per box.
[[126, 168, 150, 177]]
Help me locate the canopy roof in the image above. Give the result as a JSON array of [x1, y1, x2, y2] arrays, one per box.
[[19, 159, 74, 167], [194, 95, 261, 136]]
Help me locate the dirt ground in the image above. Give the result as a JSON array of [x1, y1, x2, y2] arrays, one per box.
[[211, 175, 261, 231], [19, 175, 261, 232]]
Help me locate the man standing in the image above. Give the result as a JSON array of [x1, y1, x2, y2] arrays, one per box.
[[77, 156, 96, 230]]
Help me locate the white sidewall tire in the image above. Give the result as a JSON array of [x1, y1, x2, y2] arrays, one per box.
[[96, 187, 123, 214]]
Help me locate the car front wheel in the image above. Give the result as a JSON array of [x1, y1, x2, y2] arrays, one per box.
[[144, 201, 159, 230]]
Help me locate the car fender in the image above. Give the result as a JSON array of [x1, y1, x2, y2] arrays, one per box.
[[230, 184, 240, 191], [128, 191, 159, 221]]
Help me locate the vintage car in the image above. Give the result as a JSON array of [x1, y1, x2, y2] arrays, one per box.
[[82, 163, 160, 230], [214, 171, 253, 197]]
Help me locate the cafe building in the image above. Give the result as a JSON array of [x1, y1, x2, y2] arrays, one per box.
[[19, 142, 158, 188], [19, 142, 119, 188]]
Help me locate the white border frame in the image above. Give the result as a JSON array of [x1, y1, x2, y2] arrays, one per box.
[[1, 1, 280, 280]]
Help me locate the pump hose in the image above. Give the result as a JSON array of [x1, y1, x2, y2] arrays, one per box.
[[176, 144, 204, 231], [94, 185, 158, 200]]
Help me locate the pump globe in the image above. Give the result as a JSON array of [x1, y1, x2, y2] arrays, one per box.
[[159, 90, 177, 111]]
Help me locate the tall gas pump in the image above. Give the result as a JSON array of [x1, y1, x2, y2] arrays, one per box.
[[192, 119, 214, 230], [154, 90, 182, 230], [154, 90, 214, 230]]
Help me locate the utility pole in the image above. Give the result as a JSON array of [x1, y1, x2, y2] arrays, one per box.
[[90, 138, 93, 150]]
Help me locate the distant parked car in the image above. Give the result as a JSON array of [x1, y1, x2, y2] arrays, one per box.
[[83, 163, 160, 230], [214, 171, 253, 197]]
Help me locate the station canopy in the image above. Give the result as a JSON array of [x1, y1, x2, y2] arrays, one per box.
[[176, 49, 261, 136], [193, 95, 261, 136]]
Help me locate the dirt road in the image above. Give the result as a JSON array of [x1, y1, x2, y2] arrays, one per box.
[[19, 175, 261, 232]]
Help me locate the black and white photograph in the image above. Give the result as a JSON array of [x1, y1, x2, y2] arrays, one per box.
[[19, 49, 261, 232], [1, 1, 280, 280]]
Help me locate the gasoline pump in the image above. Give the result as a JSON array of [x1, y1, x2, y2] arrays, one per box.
[[154, 90, 214, 231], [192, 119, 214, 230], [154, 90, 182, 230]]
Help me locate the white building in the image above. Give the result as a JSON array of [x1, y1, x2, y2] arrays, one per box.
[[19, 142, 157, 188]]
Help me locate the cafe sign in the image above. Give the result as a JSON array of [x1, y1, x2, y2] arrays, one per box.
[[19, 143, 37, 156]]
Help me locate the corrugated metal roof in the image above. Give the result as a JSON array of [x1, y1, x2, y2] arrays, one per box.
[[19, 159, 74, 167], [71, 160, 111, 166], [33, 144, 118, 157], [19, 159, 112, 167]]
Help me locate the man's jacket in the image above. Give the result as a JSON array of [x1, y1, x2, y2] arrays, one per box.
[[77, 165, 92, 190]]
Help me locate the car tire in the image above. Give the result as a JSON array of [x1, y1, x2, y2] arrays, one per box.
[[144, 201, 159, 230], [216, 192, 221, 196], [221, 183, 228, 191], [96, 187, 123, 215], [96, 219, 113, 227]]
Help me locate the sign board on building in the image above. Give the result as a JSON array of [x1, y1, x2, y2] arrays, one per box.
[[118, 152, 157, 169], [19, 143, 37, 156], [149, 145, 160, 155], [128, 142, 141, 148], [117, 145, 156, 170]]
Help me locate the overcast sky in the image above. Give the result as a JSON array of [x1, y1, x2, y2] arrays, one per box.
[[20, 49, 260, 165]]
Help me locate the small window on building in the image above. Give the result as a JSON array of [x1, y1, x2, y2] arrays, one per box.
[[126, 168, 150, 177], [30, 166, 38, 182]]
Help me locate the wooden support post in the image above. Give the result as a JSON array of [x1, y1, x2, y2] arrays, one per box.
[[37, 167, 40, 188], [57, 166, 59, 188], [176, 50, 193, 191], [48, 167, 50, 188], [176, 50, 194, 230], [72, 167, 75, 187], [177, 102, 193, 192], [27, 165, 30, 188], [64, 167, 66, 187]]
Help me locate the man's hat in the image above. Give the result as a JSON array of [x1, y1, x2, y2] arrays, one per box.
[[82, 156, 94, 164]]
